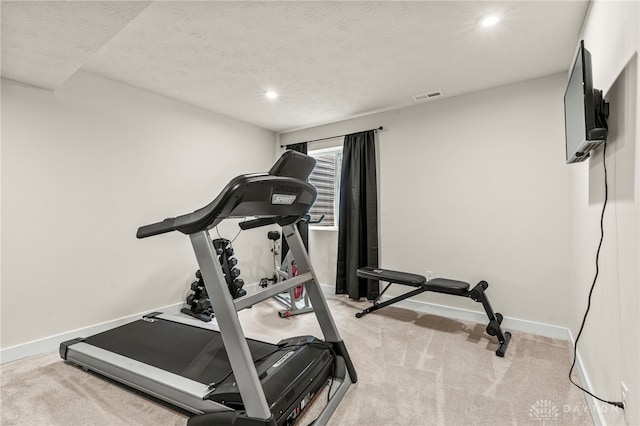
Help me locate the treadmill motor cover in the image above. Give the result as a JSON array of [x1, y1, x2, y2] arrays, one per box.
[[210, 342, 334, 421]]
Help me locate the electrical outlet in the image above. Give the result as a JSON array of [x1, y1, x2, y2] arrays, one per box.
[[425, 271, 434, 282], [621, 381, 629, 424]]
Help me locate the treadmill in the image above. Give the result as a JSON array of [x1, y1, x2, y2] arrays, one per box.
[[60, 151, 357, 425]]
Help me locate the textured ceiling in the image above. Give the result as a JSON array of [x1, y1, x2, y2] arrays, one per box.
[[1, 1, 589, 132], [1, 1, 151, 89]]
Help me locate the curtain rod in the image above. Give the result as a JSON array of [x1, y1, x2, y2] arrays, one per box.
[[281, 126, 383, 148]]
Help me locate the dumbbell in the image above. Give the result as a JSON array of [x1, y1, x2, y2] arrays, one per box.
[[268, 231, 281, 241], [219, 257, 238, 267], [186, 294, 196, 306], [196, 298, 212, 312]]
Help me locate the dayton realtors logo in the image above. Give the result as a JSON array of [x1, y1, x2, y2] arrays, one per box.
[[528, 399, 606, 423], [529, 399, 561, 422]]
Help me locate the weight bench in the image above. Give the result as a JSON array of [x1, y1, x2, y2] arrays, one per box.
[[356, 267, 512, 357]]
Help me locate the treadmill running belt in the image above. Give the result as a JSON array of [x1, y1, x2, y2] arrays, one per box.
[[84, 318, 279, 385]]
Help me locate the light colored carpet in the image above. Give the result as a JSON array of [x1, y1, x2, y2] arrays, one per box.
[[1, 296, 593, 425]]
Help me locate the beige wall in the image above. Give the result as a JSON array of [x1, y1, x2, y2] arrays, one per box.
[[1, 71, 276, 348], [570, 1, 639, 424], [281, 2, 640, 423], [281, 72, 573, 327]]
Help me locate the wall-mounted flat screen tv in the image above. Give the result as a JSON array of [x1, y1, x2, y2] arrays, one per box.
[[564, 40, 608, 164]]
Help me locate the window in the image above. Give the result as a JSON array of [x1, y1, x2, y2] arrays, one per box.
[[307, 146, 342, 228]]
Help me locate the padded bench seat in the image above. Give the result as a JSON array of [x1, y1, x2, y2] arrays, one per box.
[[426, 278, 469, 296], [357, 267, 470, 296], [357, 267, 425, 287]]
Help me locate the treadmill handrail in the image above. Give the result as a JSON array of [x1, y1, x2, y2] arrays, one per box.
[[137, 156, 317, 239]]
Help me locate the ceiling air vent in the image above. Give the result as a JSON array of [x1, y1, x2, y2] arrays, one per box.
[[412, 91, 443, 102]]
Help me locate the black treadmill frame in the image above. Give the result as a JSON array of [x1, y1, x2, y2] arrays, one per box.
[[60, 151, 356, 425]]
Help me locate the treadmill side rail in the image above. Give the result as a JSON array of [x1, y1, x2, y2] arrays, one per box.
[[62, 342, 233, 415], [312, 375, 352, 425]]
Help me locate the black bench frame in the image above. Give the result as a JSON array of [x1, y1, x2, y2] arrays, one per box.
[[355, 267, 512, 357]]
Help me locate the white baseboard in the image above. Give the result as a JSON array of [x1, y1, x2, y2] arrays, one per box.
[[375, 294, 570, 340], [566, 329, 606, 426], [0, 302, 183, 365]]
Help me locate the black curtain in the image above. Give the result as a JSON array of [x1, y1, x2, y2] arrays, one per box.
[[282, 143, 309, 260], [335, 130, 379, 300]]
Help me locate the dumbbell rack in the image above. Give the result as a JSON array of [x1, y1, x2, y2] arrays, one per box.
[[181, 238, 245, 322], [181, 270, 213, 322], [213, 238, 246, 299]]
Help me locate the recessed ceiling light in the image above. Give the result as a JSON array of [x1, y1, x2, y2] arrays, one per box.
[[265, 90, 278, 100], [480, 15, 501, 28]]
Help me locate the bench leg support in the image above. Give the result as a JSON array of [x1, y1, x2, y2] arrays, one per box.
[[467, 281, 511, 357], [355, 285, 427, 318]]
